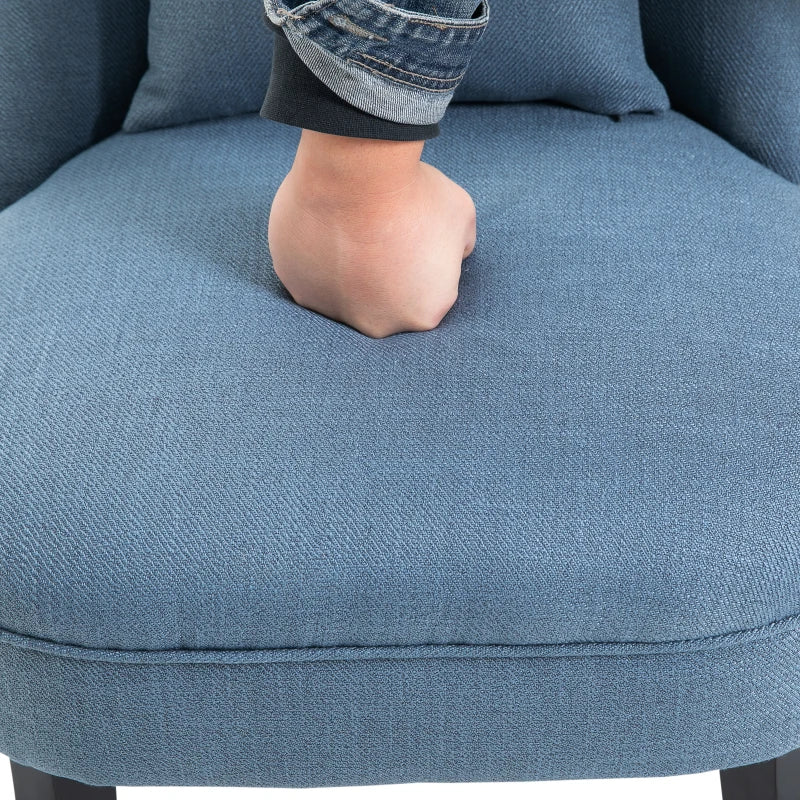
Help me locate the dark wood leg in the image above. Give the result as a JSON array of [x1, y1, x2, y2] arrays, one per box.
[[720, 747, 800, 800], [9, 760, 116, 800]]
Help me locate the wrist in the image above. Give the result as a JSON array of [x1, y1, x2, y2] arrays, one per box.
[[291, 128, 425, 202]]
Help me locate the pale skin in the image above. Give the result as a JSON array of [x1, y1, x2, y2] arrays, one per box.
[[267, 129, 477, 339]]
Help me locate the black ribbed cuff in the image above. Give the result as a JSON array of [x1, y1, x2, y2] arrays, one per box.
[[260, 14, 440, 141]]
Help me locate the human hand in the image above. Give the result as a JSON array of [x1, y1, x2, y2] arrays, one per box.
[[267, 130, 476, 338]]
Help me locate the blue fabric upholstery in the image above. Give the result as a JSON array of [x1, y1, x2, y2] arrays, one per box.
[[451, 0, 667, 111], [1, 103, 799, 785], [640, 0, 800, 184], [0, 0, 149, 211], [122, 0, 668, 132], [124, 0, 277, 133], [2, 104, 800, 650], [1, 628, 799, 787]]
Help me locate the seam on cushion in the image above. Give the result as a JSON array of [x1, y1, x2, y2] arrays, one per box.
[[0, 612, 799, 665]]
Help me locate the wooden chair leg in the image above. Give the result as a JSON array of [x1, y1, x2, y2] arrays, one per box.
[[9, 760, 116, 800], [720, 747, 800, 800]]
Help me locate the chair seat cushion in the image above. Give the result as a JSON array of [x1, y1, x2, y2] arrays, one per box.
[[1, 104, 799, 659]]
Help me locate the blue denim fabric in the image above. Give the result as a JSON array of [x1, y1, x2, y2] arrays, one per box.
[[263, 0, 490, 124]]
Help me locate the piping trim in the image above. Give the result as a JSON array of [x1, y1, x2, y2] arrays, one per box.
[[0, 611, 799, 665]]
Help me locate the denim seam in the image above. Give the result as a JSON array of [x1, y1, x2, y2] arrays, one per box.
[[270, 0, 338, 22], [358, 53, 465, 82], [328, 13, 389, 40], [346, 58, 460, 91], [269, 0, 489, 30], [0, 611, 799, 666], [356, 0, 489, 29]]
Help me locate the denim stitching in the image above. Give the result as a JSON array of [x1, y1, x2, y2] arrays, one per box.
[[328, 13, 388, 41], [273, 0, 337, 21], [274, 0, 487, 29], [397, 17, 487, 29], [376, 0, 488, 29], [346, 58, 458, 91], [275, 7, 306, 20], [358, 53, 465, 82]]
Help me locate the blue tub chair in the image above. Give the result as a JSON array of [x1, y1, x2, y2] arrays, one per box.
[[1, 1, 799, 798]]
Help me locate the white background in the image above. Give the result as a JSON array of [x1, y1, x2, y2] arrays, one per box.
[[0, 756, 722, 799]]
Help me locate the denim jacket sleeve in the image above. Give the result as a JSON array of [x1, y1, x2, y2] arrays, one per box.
[[261, 14, 442, 140], [262, 0, 491, 126]]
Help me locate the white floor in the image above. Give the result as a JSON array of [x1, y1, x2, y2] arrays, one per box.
[[0, 756, 722, 799]]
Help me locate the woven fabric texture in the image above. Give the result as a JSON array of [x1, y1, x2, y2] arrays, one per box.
[[451, 0, 666, 110], [1, 104, 799, 659], [0, 0, 148, 211], [640, 0, 800, 184], [1, 628, 800, 787], [122, 0, 668, 132]]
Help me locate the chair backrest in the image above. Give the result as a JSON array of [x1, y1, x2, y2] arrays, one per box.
[[0, 0, 150, 210], [121, 0, 667, 134], [639, 0, 800, 184], [3, 0, 798, 213]]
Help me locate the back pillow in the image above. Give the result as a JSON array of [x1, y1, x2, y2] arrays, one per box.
[[123, 0, 668, 133], [453, 0, 667, 114]]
